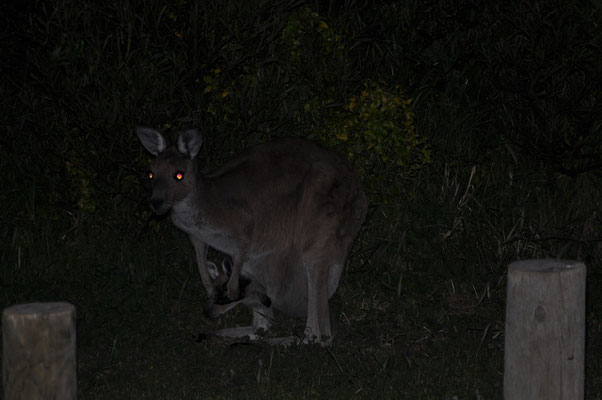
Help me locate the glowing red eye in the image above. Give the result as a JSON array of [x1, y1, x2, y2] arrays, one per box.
[[148, 172, 153, 179], [175, 171, 184, 180]]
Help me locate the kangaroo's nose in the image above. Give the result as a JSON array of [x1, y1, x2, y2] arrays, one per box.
[[150, 198, 168, 215]]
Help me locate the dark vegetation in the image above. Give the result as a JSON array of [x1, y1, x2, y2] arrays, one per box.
[[1, 0, 600, 398]]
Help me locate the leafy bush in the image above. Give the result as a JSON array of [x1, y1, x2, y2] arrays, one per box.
[[201, 6, 431, 200], [313, 80, 431, 200]]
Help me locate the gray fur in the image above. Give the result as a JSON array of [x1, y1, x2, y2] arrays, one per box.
[[137, 126, 367, 345]]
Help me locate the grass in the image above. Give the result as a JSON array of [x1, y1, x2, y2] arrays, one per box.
[[1, 0, 601, 398]]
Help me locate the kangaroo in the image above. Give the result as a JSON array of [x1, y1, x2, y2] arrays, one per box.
[[136, 126, 367, 345]]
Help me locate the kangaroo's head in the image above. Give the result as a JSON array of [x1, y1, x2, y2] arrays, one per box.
[[136, 126, 202, 215]]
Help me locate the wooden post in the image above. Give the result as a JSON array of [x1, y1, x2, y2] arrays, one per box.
[[504, 259, 586, 400], [2, 302, 77, 400]]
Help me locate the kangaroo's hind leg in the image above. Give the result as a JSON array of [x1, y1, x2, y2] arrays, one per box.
[[302, 247, 347, 345], [298, 160, 367, 345]]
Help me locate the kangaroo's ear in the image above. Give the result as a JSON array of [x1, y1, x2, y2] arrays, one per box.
[[135, 126, 167, 156], [177, 128, 203, 159]]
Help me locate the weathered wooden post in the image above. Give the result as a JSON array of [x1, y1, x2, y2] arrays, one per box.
[[2, 302, 77, 400], [504, 259, 586, 400]]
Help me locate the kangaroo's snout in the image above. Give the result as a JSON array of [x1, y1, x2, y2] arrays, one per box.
[[150, 197, 169, 215]]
